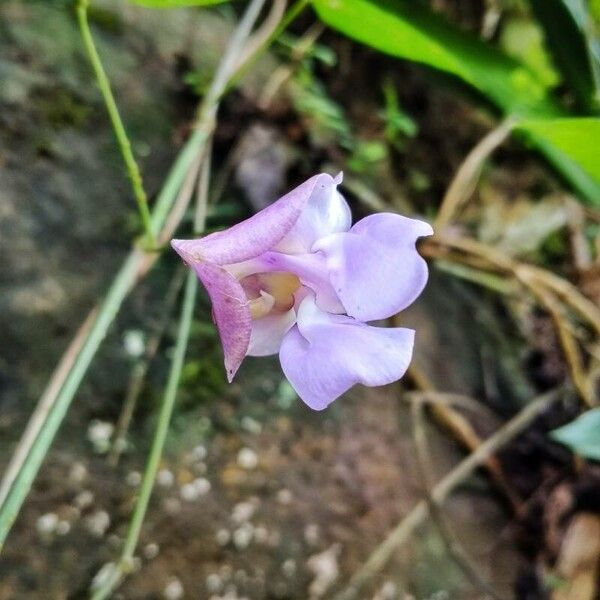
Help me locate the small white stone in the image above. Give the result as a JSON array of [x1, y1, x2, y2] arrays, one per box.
[[123, 329, 145, 358], [277, 488, 293, 505], [74, 490, 94, 509], [236, 447, 258, 470], [144, 543, 160, 560], [157, 469, 175, 488], [304, 523, 320, 546], [163, 497, 181, 515], [233, 523, 254, 549], [216, 529, 231, 546], [85, 510, 111, 537], [253, 525, 269, 544], [56, 520, 71, 535], [231, 501, 255, 524], [87, 420, 114, 454], [126, 471, 142, 487], [69, 462, 88, 484], [180, 477, 210, 502], [163, 577, 184, 600], [307, 543, 341, 598], [180, 483, 198, 501], [191, 444, 207, 461], [241, 416, 262, 434], [206, 573, 222, 593], [193, 477, 211, 496], [282, 559, 296, 577], [36, 512, 58, 535]]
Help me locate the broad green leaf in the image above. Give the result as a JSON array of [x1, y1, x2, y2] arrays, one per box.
[[312, 0, 600, 203], [130, 0, 229, 8], [516, 117, 600, 203], [312, 0, 560, 117], [529, 0, 600, 112], [550, 408, 600, 461]]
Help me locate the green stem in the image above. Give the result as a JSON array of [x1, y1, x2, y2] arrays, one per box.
[[91, 113, 213, 600], [76, 0, 155, 245], [91, 270, 199, 600], [0, 250, 142, 547], [0, 120, 206, 548], [0, 0, 270, 551], [227, 0, 310, 90]]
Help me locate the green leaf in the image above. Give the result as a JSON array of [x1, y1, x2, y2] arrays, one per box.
[[129, 0, 229, 8], [550, 408, 600, 461], [312, 0, 600, 203], [312, 0, 559, 117], [516, 117, 600, 203], [529, 0, 600, 112]]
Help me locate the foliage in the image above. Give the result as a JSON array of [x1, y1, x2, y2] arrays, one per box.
[[551, 408, 600, 461], [311, 0, 600, 203]]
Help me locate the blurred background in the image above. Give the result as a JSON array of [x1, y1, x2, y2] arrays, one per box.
[[0, 0, 599, 598]]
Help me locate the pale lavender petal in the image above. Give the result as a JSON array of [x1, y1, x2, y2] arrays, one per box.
[[313, 213, 433, 321], [279, 296, 415, 410], [247, 308, 296, 357], [171, 174, 334, 266], [274, 172, 351, 254], [193, 262, 251, 381]]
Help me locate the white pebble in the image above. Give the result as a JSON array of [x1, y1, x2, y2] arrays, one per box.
[[163, 497, 181, 515], [85, 510, 110, 537], [253, 525, 269, 544], [236, 447, 258, 470], [282, 559, 296, 577], [216, 529, 231, 546], [191, 444, 207, 461], [74, 490, 94, 509], [206, 573, 222, 593], [304, 523, 320, 546], [193, 477, 211, 495], [36, 513, 58, 535], [233, 523, 254, 549], [126, 471, 142, 487], [231, 501, 255, 524], [241, 416, 262, 434], [277, 488, 293, 505], [87, 420, 114, 453], [157, 469, 175, 488], [123, 330, 145, 358], [144, 543, 160, 560], [69, 462, 88, 484], [163, 577, 184, 600], [307, 543, 341, 598], [56, 520, 71, 535], [180, 478, 211, 501]]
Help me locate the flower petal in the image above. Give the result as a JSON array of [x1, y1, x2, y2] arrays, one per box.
[[192, 262, 251, 381], [279, 296, 415, 410], [247, 308, 296, 357], [274, 172, 351, 254], [171, 173, 337, 266], [313, 213, 433, 321]]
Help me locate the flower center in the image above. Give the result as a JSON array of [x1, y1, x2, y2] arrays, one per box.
[[240, 272, 301, 319]]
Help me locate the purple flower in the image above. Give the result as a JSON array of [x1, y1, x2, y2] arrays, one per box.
[[171, 173, 432, 410]]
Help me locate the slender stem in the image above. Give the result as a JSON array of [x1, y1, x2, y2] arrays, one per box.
[[91, 102, 214, 600], [0, 250, 143, 548], [123, 222, 203, 559], [0, 0, 277, 552], [75, 0, 155, 245], [228, 0, 310, 89]]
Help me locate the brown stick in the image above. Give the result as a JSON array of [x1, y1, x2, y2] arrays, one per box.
[[334, 388, 563, 600]]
